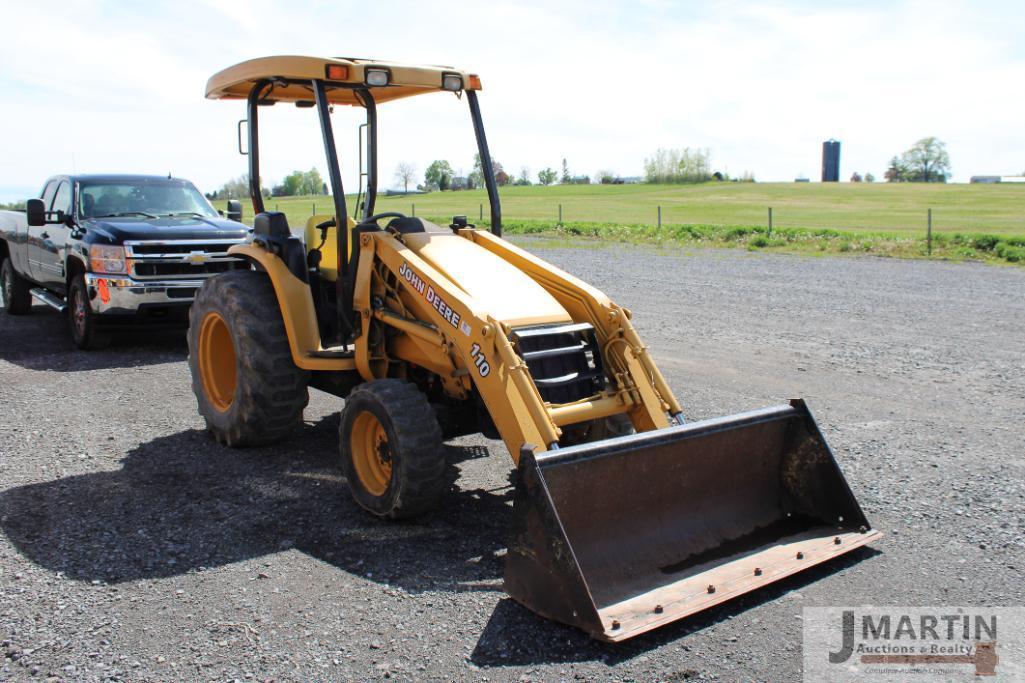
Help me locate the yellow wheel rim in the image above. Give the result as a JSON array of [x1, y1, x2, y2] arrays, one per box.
[[197, 311, 237, 412], [351, 412, 392, 496]]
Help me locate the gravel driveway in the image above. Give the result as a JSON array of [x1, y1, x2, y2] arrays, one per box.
[[1, 243, 1023, 681]]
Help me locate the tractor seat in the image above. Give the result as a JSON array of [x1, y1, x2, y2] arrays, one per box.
[[253, 212, 307, 283], [386, 217, 429, 235], [304, 214, 356, 282]]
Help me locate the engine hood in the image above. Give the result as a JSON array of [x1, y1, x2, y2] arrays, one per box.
[[83, 216, 249, 243], [401, 230, 571, 328]]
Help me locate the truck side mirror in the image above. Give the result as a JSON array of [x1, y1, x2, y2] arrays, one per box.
[[226, 200, 243, 223], [26, 199, 46, 227]]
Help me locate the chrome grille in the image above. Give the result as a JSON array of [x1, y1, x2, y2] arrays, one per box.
[[124, 239, 246, 280]]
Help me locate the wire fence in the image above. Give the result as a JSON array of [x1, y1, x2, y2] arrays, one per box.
[[261, 199, 958, 245]]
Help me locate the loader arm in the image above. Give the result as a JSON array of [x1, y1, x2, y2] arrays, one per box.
[[358, 227, 682, 461]]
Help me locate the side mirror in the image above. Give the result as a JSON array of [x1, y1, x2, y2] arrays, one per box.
[[226, 199, 243, 223], [27, 199, 46, 227]]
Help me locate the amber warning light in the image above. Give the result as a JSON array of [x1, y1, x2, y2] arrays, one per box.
[[325, 64, 349, 80]]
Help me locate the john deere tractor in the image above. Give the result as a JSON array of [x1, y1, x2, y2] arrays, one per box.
[[189, 56, 879, 641]]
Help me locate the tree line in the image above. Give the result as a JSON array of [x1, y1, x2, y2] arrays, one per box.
[[207, 136, 964, 200], [208, 168, 326, 200]]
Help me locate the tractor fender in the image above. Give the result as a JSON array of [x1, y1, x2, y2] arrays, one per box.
[[226, 243, 353, 372]]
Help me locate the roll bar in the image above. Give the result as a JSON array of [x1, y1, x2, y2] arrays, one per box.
[[242, 78, 503, 341]]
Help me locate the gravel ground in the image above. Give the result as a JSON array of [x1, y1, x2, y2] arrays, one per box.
[[1, 242, 1023, 682]]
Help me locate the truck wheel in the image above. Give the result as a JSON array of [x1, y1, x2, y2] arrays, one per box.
[[68, 274, 110, 350], [1, 257, 32, 315], [188, 270, 309, 447], [340, 379, 446, 519]]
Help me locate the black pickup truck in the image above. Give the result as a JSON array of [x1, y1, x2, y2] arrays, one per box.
[[0, 174, 249, 348]]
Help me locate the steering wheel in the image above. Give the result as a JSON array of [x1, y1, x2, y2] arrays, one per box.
[[360, 211, 406, 225]]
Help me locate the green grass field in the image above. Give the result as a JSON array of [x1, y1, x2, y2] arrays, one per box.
[[215, 182, 1025, 264], [241, 182, 1023, 233]]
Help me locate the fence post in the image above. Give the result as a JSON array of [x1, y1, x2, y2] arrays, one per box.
[[275, 203, 278, 211], [313, 202, 316, 216], [658, 205, 662, 229], [412, 203, 415, 217], [927, 208, 932, 256], [479, 203, 483, 221], [559, 204, 563, 224], [768, 207, 773, 237]]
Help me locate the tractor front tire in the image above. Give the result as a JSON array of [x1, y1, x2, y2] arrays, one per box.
[[340, 379, 446, 519], [188, 270, 309, 447]]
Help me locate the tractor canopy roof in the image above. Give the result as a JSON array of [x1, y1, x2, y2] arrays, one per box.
[[206, 55, 481, 106]]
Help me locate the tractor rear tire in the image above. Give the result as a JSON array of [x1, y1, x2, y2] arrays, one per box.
[[340, 379, 445, 519], [1, 257, 32, 315], [188, 270, 309, 447]]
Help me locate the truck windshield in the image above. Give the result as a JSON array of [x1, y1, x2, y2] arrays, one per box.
[[79, 179, 219, 219]]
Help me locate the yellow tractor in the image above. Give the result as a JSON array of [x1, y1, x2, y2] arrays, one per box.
[[189, 56, 880, 642]]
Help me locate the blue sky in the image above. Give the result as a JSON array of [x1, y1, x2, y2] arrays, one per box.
[[1, 0, 1023, 201]]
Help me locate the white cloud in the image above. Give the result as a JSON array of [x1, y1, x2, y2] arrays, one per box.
[[1, 0, 1022, 202]]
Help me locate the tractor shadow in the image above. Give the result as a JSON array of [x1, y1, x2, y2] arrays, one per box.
[[0, 413, 880, 666], [0, 414, 511, 592], [0, 305, 186, 372]]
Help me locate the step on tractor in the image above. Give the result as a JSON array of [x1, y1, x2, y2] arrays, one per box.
[[189, 56, 880, 642]]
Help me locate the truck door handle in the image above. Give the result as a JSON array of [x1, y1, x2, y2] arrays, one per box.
[[41, 231, 50, 239]]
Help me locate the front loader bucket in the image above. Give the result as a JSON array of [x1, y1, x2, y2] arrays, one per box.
[[504, 399, 880, 642]]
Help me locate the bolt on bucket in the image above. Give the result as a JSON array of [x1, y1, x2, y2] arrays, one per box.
[[504, 399, 880, 642]]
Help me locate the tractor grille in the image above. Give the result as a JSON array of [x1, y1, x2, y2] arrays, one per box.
[[510, 322, 605, 405], [125, 239, 246, 280]]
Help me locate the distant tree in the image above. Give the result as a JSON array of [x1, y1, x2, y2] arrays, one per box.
[[281, 171, 303, 196], [537, 168, 557, 186], [560, 158, 571, 184], [898, 137, 950, 183], [864, 172, 876, 183], [468, 153, 503, 189], [300, 168, 323, 195], [424, 160, 454, 191], [394, 162, 417, 194], [495, 169, 511, 186], [850, 172, 863, 182], [884, 157, 906, 183], [596, 169, 616, 184], [517, 167, 531, 186], [468, 154, 484, 189], [276, 168, 324, 196], [643, 148, 712, 183], [218, 174, 251, 199]]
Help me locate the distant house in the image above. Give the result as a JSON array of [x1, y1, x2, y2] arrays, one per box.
[[970, 175, 1025, 184], [621, 176, 643, 184], [450, 176, 469, 190]]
